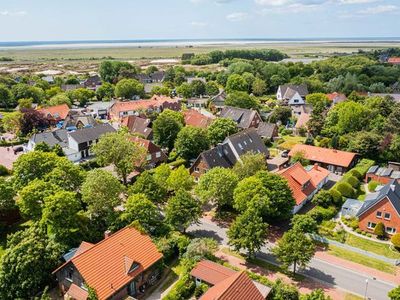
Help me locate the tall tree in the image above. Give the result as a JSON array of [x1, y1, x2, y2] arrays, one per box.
[[115, 78, 144, 99], [227, 208, 268, 258], [0, 84, 15, 109], [273, 229, 315, 276], [207, 118, 238, 146], [174, 126, 210, 161], [19, 108, 49, 135], [225, 74, 248, 93], [0, 178, 15, 211], [166, 165, 194, 193], [389, 286, 400, 300], [92, 132, 146, 184], [153, 109, 184, 150], [233, 152, 267, 180], [225, 91, 259, 109], [129, 170, 167, 203], [165, 189, 201, 232]]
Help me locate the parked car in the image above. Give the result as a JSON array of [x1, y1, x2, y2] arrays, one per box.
[[281, 150, 289, 158], [13, 146, 23, 154]]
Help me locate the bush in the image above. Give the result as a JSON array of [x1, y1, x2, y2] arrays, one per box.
[[348, 169, 363, 180], [329, 189, 343, 205], [391, 233, 400, 249], [308, 206, 338, 223], [163, 273, 195, 300], [352, 159, 375, 177], [344, 175, 359, 188], [194, 283, 209, 298], [336, 182, 355, 198], [269, 279, 299, 300], [312, 190, 333, 208], [374, 222, 385, 238], [0, 165, 10, 176], [355, 228, 362, 234], [368, 180, 379, 192]]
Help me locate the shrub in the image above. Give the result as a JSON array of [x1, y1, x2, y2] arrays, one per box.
[[308, 206, 338, 223], [0, 165, 10, 176], [348, 169, 362, 180], [329, 189, 343, 205], [352, 159, 375, 177], [344, 175, 359, 188], [194, 283, 209, 298], [391, 233, 400, 249], [355, 228, 362, 234], [368, 180, 379, 192], [163, 273, 195, 300], [336, 182, 355, 198], [374, 222, 385, 238], [312, 190, 334, 208], [269, 279, 299, 300]]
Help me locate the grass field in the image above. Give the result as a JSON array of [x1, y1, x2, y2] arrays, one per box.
[[327, 245, 397, 274], [345, 233, 400, 259], [1, 41, 400, 63], [277, 135, 306, 150]]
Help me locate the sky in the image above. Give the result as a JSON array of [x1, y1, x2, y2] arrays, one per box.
[[0, 0, 399, 41]]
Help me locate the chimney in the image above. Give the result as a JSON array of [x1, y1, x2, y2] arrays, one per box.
[[391, 184, 396, 192], [104, 230, 112, 239], [313, 163, 319, 171]]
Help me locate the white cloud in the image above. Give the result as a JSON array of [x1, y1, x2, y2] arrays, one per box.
[[190, 21, 208, 27], [339, 0, 379, 4], [226, 12, 249, 21], [357, 4, 398, 14], [255, 0, 291, 5], [0, 10, 27, 16]]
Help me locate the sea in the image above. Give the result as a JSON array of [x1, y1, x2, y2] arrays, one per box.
[[0, 38, 399, 50]]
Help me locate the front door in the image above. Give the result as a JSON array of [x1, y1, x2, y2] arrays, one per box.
[[128, 280, 136, 296]]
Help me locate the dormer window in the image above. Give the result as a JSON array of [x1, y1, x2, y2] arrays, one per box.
[[129, 263, 140, 273], [238, 143, 243, 150]]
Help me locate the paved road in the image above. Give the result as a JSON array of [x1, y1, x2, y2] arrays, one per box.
[[188, 218, 397, 300]]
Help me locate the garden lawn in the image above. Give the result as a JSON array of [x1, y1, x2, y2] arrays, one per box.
[[278, 135, 306, 150], [345, 233, 400, 259], [344, 294, 363, 300], [327, 245, 396, 274]]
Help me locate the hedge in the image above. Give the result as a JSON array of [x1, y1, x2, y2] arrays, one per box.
[[336, 182, 355, 198], [352, 158, 375, 177], [348, 169, 362, 180], [0, 165, 10, 176], [344, 175, 359, 188], [329, 189, 343, 205], [368, 180, 379, 192], [308, 206, 338, 223]]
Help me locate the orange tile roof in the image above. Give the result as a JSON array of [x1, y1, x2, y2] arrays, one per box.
[[201, 271, 264, 300], [295, 113, 310, 129], [73, 241, 95, 258], [66, 283, 88, 300], [183, 109, 213, 128], [308, 164, 330, 187], [54, 227, 163, 300], [289, 144, 356, 168], [38, 103, 70, 120], [388, 57, 400, 64], [190, 260, 236, 285]]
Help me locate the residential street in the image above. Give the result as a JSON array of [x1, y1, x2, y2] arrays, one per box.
[[188, 217, 398, 300]]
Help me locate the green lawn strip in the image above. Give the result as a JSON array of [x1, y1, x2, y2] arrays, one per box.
[[344, 293, 363, 300], [345, 233, 400, 259], [278, 135, 306, 150], [327, 245, 396, 275]]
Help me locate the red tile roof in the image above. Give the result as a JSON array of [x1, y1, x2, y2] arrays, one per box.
[[388, 57, 400, 64], [326, 92, 346, 102], [295, 113, 310, 129], [73, 241, 95, 258], [277, 162, 329, 206], [190, 260, 236, 285], [38, 104, 70, 120], [289, 144, 356, 168], [183, 109, 213, 128], [200, 271, 265, 300], [54, 227, 163, 300], [65, 283, 88, 300]]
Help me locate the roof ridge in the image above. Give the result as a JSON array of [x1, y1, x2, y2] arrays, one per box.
[[218, 271, 247, 299]]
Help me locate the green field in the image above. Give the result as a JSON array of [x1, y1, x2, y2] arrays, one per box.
[[1, 41, 400, 63], [345, 233, 400, 259]]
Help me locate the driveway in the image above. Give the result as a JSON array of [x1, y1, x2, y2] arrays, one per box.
[[188, 217, 396, 300], [0, 146, 21, 169]]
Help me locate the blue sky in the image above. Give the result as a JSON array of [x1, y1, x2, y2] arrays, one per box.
[[0, 0, 399, 41]]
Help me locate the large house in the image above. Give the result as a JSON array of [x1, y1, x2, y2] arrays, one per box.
[[121, 115, 153, 140], [326, 92, 347, 105], [388, 57, 400, 65], [341, 180, 400, 236], [109, 96, 181, 120], [38, 104, 70, 124], [130, 136, 167, 168], [61, 114, 98, 130], [289, 144, 357, 174], [256, 122, 278, 141], [53, 227, 163, 300], [135, 71, 165, 84], [220, 106, 262, 130], [25, 123, 115, 162], [365, 163, 400, 185], [84, 75, 102, 91], [276, 84, 309, 106], [210, 90, 227, 111], [191, 260, 271, 300], [183, 109, 213, 129], [277, 162, 330, 213], [190, 128, 269, 181]]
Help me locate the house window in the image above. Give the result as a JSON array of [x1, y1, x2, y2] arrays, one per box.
[[367, 222, 376, 229], [66, 267, 74, 282], [376, 211, 382, 218], [194, 167, 200, 173], [386, 227, 396, 234], [147, 154, 151, 161], [156, 152, 161, 158], [384, 213, 391, 220], [294, 99, 299, 103], [238, 143, 243, 150]]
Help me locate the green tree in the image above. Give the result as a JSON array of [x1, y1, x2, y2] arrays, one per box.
[[44, 158, 85, 191], [153, 109, 184, 149], [120, 193, 162, 234], [0, 225, 63, 300], [176, 83, 193, 98], [0, 84, 15, 109], [99, 61, 138, 83], [96, 82, 114, 101], [312, 190, 334, 208], [12, 84, 44, 103], [252, 77, 267, 96], [67, 88, 95, 106], [167, 165, 194, 193], [17, 179, 59, 220], [41, 191, 82, 245], [346, 131, 381, 159], [0, 178, 15, 211], [374, 222, 385, 238], [207, 118, 238, 145], [225, 91, 259, 109], [151, 85, 171, 96], [389, 286, 400, 300], [174, 126, 210, 161], [13, 151, 60, 189], [305, 93, 330, 108], [391, 233, 400, 249], [301, 289, 332, 300], [269, 279, 299, 300], [165, 189, 202, 232], [1, 111, 22, 134], [47, 93, 72, 107], [81, 169, 124, 224], [273, 229, 315, 276], [233, 152, 267, 180], [129, 170, 167, 203], [190, 80, 206, 96], [115, 78, 144, 99], [184, 237, 218, 261], [269, 106, 292, 125], [196, 167, 239, 209], [227, 207, 268, 258], [18, 98, 33, 109], [290, 151, 310, 166], [291, 214, 318, 233], [205, 81, 219, 96], [225, 74, 247, 93], [92, 132, 146, 184]]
